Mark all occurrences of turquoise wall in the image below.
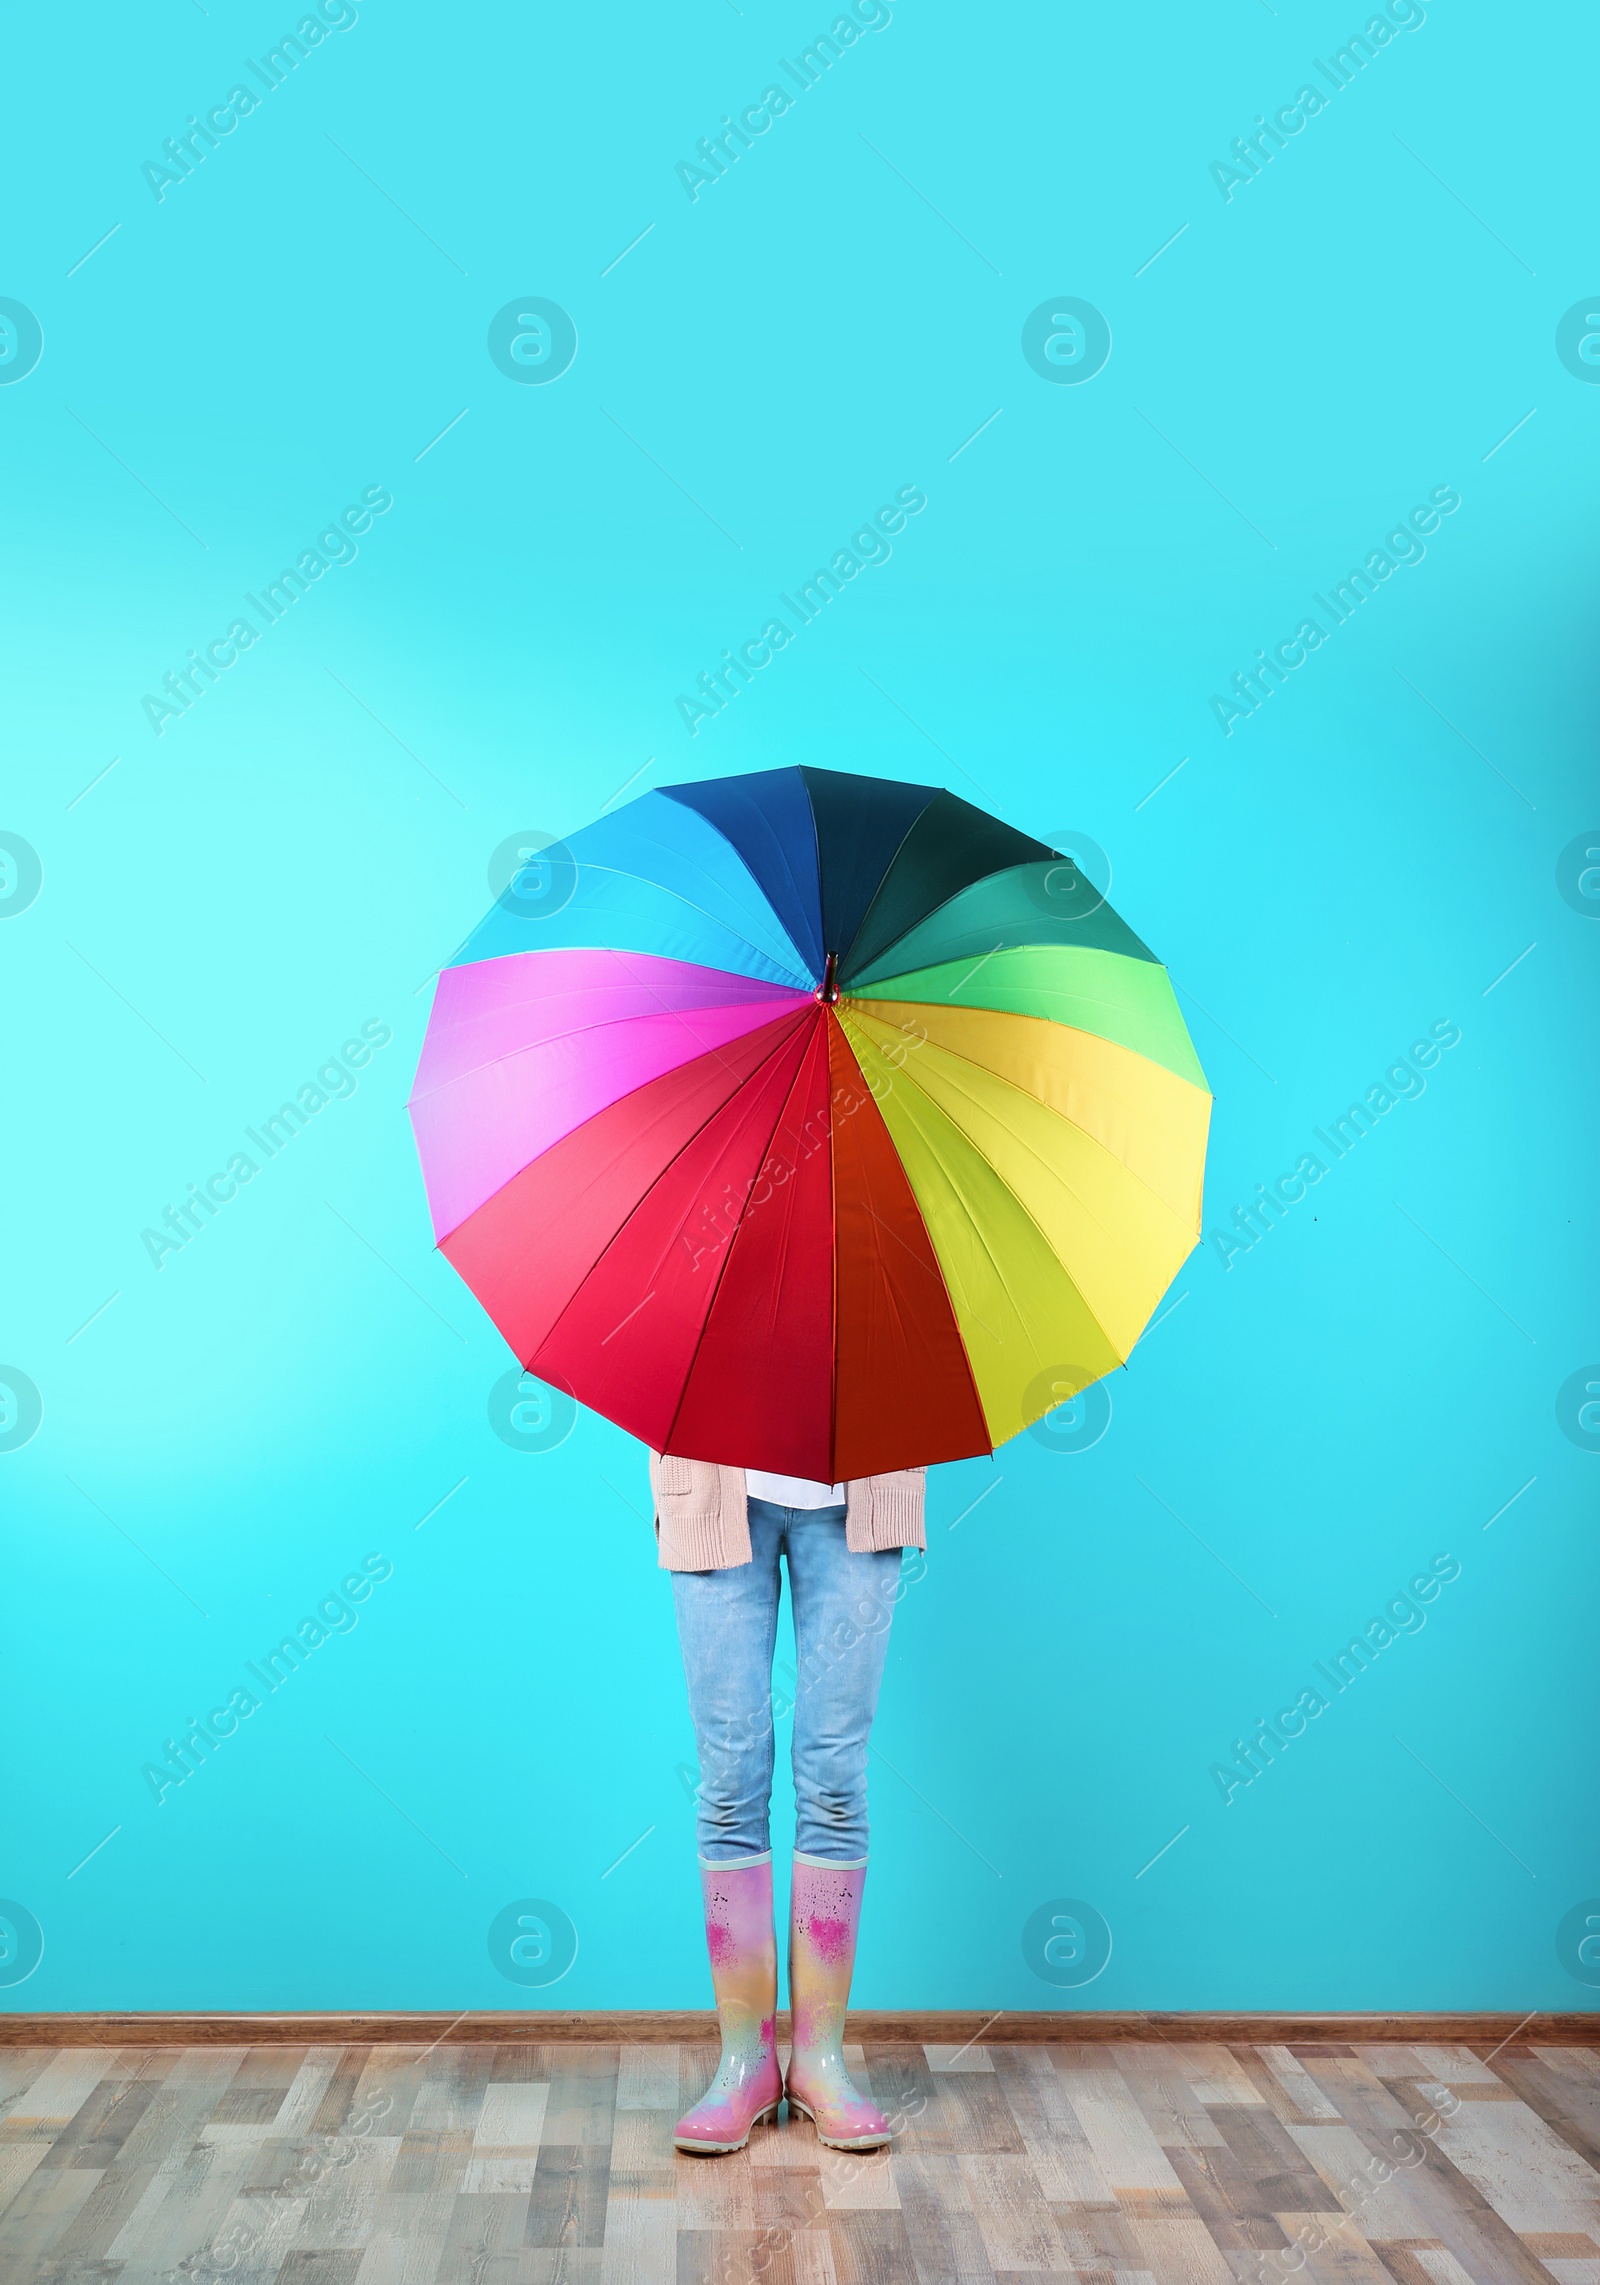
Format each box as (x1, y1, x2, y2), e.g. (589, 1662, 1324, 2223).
(3, 0, 1596, 2014)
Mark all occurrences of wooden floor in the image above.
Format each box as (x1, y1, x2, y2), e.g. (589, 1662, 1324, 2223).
(2, 2036, 1598, 2285)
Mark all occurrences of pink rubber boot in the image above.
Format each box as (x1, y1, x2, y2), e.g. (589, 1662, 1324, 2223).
(674, 1853, 783, 2155)
(785, 1852, 892, 2151)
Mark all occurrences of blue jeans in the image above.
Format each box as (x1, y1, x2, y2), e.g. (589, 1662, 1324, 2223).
(672, 1499, 903, 1863)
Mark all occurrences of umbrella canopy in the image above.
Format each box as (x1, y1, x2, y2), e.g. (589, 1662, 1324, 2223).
(408, 768, 1210, 1476)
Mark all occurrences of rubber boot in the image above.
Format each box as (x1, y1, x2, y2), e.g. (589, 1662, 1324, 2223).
(784, 1852, 892, 2151)
(674, 1852, 783, 2155)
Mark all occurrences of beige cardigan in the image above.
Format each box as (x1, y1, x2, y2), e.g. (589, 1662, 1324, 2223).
(647, 1451, 926, 1571)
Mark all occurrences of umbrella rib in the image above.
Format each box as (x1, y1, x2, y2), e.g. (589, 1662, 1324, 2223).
(847, 1002, 1207, 1232)
(564, 853, 814, 990)
(832, 799, 937, 977)
(862, 942, 1149, 997)
(428, 1008, 813, 1252)
(658, 1014, 826, 1461)
(424, 947, 808, 1122)
(660, 784, 826, 981)
(599, 946, 815, 1101)
(855, 948, 1207, 1090)
(891, 1050, 1130, 1366)
(846, 865, 1158, 988)
(840, 1010, 1122, 1374)
(859, 1199, 992, 1450)
(831, 1016, 989, 1469)
(519, 1010, 816, 1378)
(913, 1046, 1195, 1276)
(408, 986, 810, 1104)
(835, 1015, 1005, 1345)
(844, 858, 1043, 985)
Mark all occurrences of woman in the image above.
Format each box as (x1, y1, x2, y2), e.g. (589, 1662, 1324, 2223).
(650, 1448, 925, 2155)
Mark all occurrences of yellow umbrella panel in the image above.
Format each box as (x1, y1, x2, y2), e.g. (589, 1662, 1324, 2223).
(839, 937, 1210, 1446)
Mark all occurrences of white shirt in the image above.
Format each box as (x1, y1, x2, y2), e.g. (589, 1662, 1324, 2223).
(747, 1470, 846, 1508)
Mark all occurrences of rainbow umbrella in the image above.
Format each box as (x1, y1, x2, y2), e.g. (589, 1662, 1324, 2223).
(408, 769, 1210, 1476)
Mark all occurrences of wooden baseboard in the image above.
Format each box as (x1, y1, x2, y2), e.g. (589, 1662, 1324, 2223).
(0, 2010, 1592, 2047)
